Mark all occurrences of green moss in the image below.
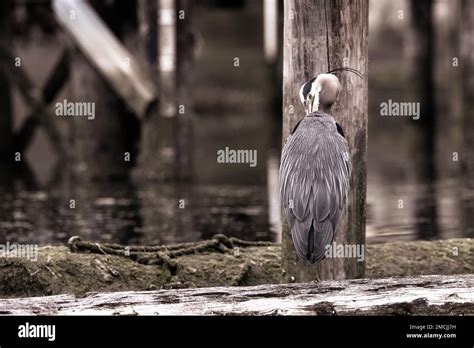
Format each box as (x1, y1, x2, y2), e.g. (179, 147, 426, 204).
(0, 239, 472, 298)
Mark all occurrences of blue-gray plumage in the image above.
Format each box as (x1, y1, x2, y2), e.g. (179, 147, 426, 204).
(279, 74, 351, 263)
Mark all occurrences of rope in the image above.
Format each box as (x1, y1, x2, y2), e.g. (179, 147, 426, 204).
(324, 0, 331, 72)
(67, 234, 275, 275)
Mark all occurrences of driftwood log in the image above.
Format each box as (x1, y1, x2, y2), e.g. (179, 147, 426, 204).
(0, 274, 472, 315)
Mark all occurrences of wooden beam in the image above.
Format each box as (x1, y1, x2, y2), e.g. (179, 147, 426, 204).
(282, 0, 368, 282)
(263, 0, 278, 63)
(12, 49, 70, 154)
(0, 274, 472, 315)
(134, 0, 175, 181)
(176, 0, 195, 181)
(138, 0, 158, 70)
(52, 0, 158, 119)
(158, 0, 177, 118)
(409, 0, 439, 240)
(41, 49, 70, 104)
(0, 47, 66, 158)
(15, 116, 39, 153)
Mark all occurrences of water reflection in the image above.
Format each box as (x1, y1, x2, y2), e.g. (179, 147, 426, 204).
(366, 177, 461, 243)
(0, 161, 468, 246)
(0, 166, 271, 246)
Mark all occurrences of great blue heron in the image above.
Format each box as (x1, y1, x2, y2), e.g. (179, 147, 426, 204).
(279, 71, 355, 263)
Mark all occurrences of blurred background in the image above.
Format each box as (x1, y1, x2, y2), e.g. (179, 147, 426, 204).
(0, 0, 472, 247)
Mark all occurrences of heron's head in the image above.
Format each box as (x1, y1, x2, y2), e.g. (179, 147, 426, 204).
(299, 73, 341, 115)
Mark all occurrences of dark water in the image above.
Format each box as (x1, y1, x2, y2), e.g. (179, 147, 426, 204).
(0, 181, 271, 246)
(0, 172, 466, 247)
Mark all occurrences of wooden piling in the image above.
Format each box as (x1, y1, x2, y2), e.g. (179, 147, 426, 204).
(461, 0, 474, 238)
(176, 0, 195, 182)
(282, 0, 368, 282)
(408, 0, 439, 240)
(135, 0, 166, 181)
(66, 2, 141, 180)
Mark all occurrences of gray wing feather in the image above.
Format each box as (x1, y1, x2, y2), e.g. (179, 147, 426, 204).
(279, 115, 351, 263)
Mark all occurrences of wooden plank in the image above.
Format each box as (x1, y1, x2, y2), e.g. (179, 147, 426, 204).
(0, 274, 472, 315)
(41, 49, 70, 104)
(282, 0, 368, 282)
(0, 47, 66, 158)
(15, 116, 39, 153)
(52, 0, 158, 119)
(12, 49, 70, 154)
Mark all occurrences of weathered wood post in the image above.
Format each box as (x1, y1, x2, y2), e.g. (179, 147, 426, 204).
(136, 0, 176, 181)
(461, 0, 474, 238)
(174, 0, 196, 241)
(154, 0, 178, 181)
(409, 0, 439, 240)
(135, 0, 196, 243)
(176, 0, 194, 182)
(282, 0, 368, 282)
(53, 0, 145, 180)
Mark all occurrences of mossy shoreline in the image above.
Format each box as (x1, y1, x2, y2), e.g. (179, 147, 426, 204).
(0, 238, 472, 298)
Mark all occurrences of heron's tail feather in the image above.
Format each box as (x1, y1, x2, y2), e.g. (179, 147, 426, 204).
(307, 219, 334, 263)
(289, 217, 312, 261)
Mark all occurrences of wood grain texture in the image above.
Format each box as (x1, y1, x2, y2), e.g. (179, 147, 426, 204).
(282, 0, 368, 282)
(0, 274, 471, 315)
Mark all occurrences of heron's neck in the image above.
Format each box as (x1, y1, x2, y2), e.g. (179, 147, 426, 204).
(319, 104, 332, 113)
(305, 104, 331, 115)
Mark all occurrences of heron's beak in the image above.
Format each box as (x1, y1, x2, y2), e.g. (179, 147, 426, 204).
(305, 91, 319, 114)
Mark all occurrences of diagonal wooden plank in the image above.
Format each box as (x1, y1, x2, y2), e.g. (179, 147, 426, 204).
(14, 49, 71, 154)
(15, 115, 38, 153)
(41, 49, 70, 105)
(0, 46, 66, 158)
(52, 0, 158, 119)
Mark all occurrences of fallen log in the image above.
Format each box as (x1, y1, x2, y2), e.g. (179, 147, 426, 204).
(0, 274, 472, 315)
